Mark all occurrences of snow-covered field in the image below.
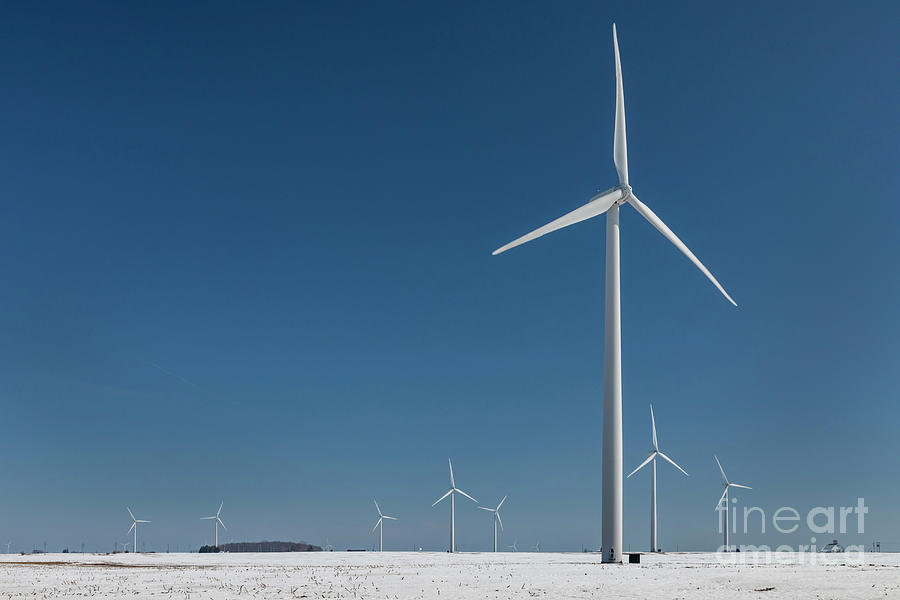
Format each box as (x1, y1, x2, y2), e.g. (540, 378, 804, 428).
(1, 551, 897, 599)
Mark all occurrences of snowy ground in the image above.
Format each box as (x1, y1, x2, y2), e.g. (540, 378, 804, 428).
(1, 551, 898, 599)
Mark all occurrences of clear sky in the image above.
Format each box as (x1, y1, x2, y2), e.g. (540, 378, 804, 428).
(1, 1, 898, 553)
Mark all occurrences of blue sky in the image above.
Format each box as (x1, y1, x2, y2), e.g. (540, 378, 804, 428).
(1, 1, 898, 553)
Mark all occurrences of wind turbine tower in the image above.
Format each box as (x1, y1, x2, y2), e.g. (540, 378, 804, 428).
(432, 459, 477, 552)
(492, 24, 737, 562)
(371, 499, 398, 552)
(126, 507, 150, 554)
(201, 501, 227, 547)
(627, 404, 688, 551)
(715, 456, 752, 551)
(477, 496, 507, 552)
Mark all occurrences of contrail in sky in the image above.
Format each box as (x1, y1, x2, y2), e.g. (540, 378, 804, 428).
(150, 362, 203, 390)
(148, 362, 241, 407)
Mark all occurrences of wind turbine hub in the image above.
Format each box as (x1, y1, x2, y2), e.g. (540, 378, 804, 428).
(615, 184, 632, 205)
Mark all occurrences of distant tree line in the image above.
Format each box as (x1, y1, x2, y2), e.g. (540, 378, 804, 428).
(201, 541, 321, 553)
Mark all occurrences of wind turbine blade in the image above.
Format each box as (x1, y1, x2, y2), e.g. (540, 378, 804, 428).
(374, 498, 382, 517)
(128, 522, 135, 533)
(715, 487, 728, 510)
(218, 518, 227, 530)
(650, 404, 658, 451)
(496, 495, 507, 510)
(448, 458, 455, 489)
(657, 451, 689, 476)
(455, 488, 478, 503)
(477, 506, 494, 512)
(217, 501, 223, 517)
(492, 187, 624, 255)
(729, 483, 752, 490)
(627, 194, 737, 306)
(612, 23, 628, 186)
(201, 516, 216, 520)
(383, 515, 398, 520)
(136, 520, 151, 523)
(372, 518, 382, 534)
(496, 512, 503, 531)
(714, 455, 729, 484)
(626, 452, 656, 478)
(127, 507, 136, 521)
(432, 489, 452, 507)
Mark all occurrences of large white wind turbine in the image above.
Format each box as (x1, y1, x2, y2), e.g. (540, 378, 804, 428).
(126, 507, 150, 554)
(201, 501, 227, 547)
(371, 498, 397, 552)
(714, 455, 751, 551)
(492, 24, 736, 562)
(627, 404, 688, 552)
(432, 459, 477, 552)
(477, 495, 506, 552)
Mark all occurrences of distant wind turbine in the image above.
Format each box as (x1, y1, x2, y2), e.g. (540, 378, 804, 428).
(201, 501, 227, 547)
(126, 507, 150, 554)
(714, 455, 751, 551)
(432, 459, 477, 552)
(477, 496, 506, 552)
(492, 23, 737, 563)
(533, 541, 541, 552)
(5, 541, 9, 554)
(371, 499, 397, 552)
(118, 541, 129, 553)
(507, 540, 518, 552)
(627, 404, 689, 552)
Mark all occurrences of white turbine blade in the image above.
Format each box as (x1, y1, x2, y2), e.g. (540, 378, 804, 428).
(448, 458, 455, 489)
(729, 483, 752, 490)
(626, 452, 656, 478)
(201, 516, 216, 520)
(492, 187, 624, 255)
(218, 518, 227, 530)
(627, 194, 737, 306)
(612, 23, 628, 186)
(126, 507, 136, 521)
(374, 498, 382, 517)
(657, 451, 689, 477)
(455, 488, 477, 503)
(217, 501, 223, 517)
(715, 487, 728, 510)
(383, 515, 398, 520)
(128, 522, 135, 534)
(496, 512, 503, 531)
(432, 489, 452, 507)
(477, 506, 494, 512)
(372, 518, 382, 534)
(496, 495, 507, 511)
(650, 404, 658, 451)
(714, 455, 729, 484)
(136, 520, 151, 523)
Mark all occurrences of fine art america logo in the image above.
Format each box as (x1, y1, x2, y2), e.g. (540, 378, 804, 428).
(715, 496, 869, 563)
